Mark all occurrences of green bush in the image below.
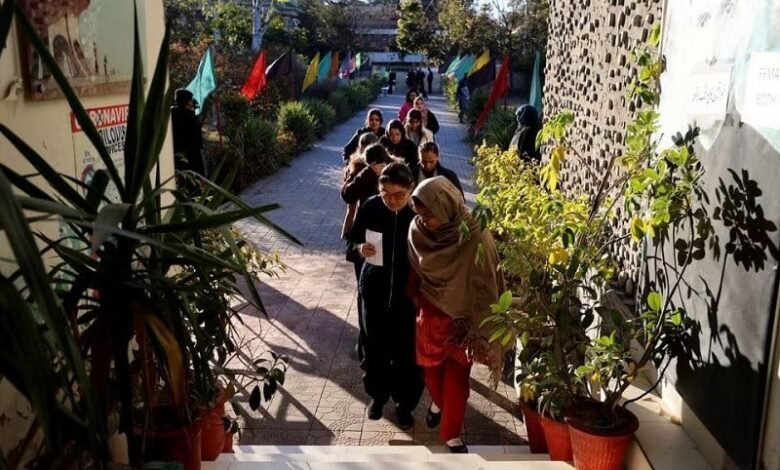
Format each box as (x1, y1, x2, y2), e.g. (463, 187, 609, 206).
(328, 89, 352, 121)
(343, 84, 371, 112)
(207, 116, 280, 191)
(220, 91, 252, 143)
(302, 98, 337, 138)
(465, 88, 489, 130)
(277, 101, 316, 151)
(481, 106, 518, 150)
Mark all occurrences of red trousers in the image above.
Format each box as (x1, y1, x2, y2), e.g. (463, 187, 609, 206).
(423, 357, 472, 442)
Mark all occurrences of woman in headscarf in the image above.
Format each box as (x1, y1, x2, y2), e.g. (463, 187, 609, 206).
(407, 176, 505, 454)
(404, 109, 434, 148)
(509, 104, 541, 162)
(342, 108, 385, 164)
(413, 97, 440, 134)
(380, 119, 419, 167)
(398, 89, 419, 122)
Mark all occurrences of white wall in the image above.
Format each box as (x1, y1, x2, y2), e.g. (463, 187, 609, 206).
(0, 0, 173, 462)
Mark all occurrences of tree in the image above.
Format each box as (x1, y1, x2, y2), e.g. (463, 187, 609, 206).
(396, 0, 435, 55)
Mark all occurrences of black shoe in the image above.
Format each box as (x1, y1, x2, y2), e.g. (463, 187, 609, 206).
(425, 407, 441, 429)
(447, 443, 468, 454)
(366, 400, 384, 420)
(396, 409, 414, 430)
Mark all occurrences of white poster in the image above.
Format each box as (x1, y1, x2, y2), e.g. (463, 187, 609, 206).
(741, 52, 780, 130)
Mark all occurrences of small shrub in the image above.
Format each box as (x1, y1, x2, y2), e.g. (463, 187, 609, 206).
(220, 92, 252, 142)
(277, 101, 316, 151)
(328, 89, 352, 120)
(342, 84, 370, 112)
(465, 89, 489, 130)
(302, 99, 337, 138)
(481, 107, 518, 150)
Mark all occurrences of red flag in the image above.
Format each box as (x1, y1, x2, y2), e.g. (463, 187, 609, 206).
(240, 50, 267, 100)
(474, 55, 510, 135)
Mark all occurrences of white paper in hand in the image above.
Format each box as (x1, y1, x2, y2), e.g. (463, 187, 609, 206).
(364, 230, 383, 267)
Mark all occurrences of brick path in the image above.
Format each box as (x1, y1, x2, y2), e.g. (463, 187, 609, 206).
(232, 93, 526, 447)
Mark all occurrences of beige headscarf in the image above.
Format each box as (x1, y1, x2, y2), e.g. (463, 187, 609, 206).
(408, 177, 507, 385)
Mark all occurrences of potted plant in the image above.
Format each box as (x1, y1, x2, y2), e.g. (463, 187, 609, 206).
(481, 25, 712, 469)
(221, 414, 240, 453)
(0, 2, 295, 467)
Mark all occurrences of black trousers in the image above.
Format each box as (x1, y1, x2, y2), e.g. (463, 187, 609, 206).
(359, 297, 423, 412)
(353, 259, 365, 361)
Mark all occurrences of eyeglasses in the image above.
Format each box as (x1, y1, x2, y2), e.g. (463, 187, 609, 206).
(380, 190, 410, 201)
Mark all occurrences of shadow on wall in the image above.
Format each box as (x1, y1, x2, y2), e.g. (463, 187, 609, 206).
(645, 161, 780, 469)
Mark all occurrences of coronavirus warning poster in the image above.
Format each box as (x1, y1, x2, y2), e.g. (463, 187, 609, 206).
(70, 103, 128, 202)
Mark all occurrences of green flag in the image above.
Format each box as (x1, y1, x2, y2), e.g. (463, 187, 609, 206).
(318, 51, 332, 80)
(454, 55, 475, 80)
(186, 47, 217, 116)
(355, 52, 363, 70)
(530, 51, 543, 117)
(445, 55, 462, 75)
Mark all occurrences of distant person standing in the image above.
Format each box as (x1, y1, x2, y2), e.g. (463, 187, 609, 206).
(509, 105, 542, 162)
(171, 88, 205, 178)
(426, 67, 434, 95)
(456, 77, 470, 124)
(388, 70, 397, 95)
(417, 68, 427, 98)
(406, 68, 416, 91)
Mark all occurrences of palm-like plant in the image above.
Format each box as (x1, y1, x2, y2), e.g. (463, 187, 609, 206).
(0, 1, 296, 466)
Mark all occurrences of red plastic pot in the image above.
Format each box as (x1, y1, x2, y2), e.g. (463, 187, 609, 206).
(138, 420, 202, 470)
(540, 415, 573, 461)
(222, 431, 235, 453)
(200, 403, 226, 461)
(519, 400, 548, 454)
(565, 401, 639, 470)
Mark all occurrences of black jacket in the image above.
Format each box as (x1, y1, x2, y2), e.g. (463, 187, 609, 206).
(347, 196, 416, 314)
(409, 163, 464, 198)
(341, 166, 379, 206)
(342, 127, 385, 163)
(425, 110, 440, 134)
(171, 106, 205, 175)
(380, 136, 418, 167)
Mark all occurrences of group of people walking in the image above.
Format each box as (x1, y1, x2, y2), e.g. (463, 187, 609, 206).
(339, 98, 504, 453)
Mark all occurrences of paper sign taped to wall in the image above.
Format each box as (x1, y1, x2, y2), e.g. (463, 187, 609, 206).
(742, 52, 780, 130)
(688, 68, 731, 118)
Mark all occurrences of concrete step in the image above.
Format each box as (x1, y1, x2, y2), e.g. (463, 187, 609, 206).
(202, 445, 574, 469)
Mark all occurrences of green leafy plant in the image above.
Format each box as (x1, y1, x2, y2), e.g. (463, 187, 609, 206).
(0, 2, 297, 465)
(480, 24, 712, 427)
(302, 98, 337, 138)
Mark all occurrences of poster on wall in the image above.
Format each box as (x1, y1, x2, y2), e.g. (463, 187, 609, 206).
(17, 0, 140, 100)
(70, 103, 128, 202)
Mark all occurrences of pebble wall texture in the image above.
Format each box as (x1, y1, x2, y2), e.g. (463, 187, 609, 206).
(544, 0, 664, 284)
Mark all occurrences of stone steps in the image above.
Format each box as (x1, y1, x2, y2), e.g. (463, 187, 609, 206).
(202, 445, 573, 469)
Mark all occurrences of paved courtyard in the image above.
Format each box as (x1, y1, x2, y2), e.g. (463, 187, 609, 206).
(231, 92, 527, 447)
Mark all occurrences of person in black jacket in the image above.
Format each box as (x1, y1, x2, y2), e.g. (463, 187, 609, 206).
(171, 88, 205, 177)
(380, 120, 419, 167)
(410, 142, 464, 199)
(413, 97, 440, 135)
(347, 163, 423, 429)
(342, 108, 385, 164)
(509, 104, 542, 162)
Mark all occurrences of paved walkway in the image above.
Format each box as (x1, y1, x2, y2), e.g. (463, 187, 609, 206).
(231, 93, 526, 447)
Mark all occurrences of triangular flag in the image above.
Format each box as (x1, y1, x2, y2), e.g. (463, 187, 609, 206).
(185, 47, 217, 116)
(318, 51, 332, 80)
(329, 51, 340, 79)
(340, 51, 351, 78)
(445, 55, 462, 75)
(240, 50, 267, 100)
(529, 50, 543, 118)
(355, 53, 363, 70)
(454, 54, 475, 80)
(265, 50, 294, 81)
(302, 52, 320, 92)
(468, 50, 491, 76)
(467, 57, 495, 90)
(474, 55, 510, 135)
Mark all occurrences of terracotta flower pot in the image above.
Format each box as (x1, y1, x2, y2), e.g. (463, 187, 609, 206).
(222, 431, 235, 453)
(540, 415, 573, 461)
(138, 420, 202, 470)
(565, 400, 639, 470)
(200, 402, 226, 461)
(519, 400, 548, 454)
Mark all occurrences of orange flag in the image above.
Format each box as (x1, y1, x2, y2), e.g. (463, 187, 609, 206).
(240, 50, 267, 100)
(329, 51, 340, 79)
(474, 55, 510, 135)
